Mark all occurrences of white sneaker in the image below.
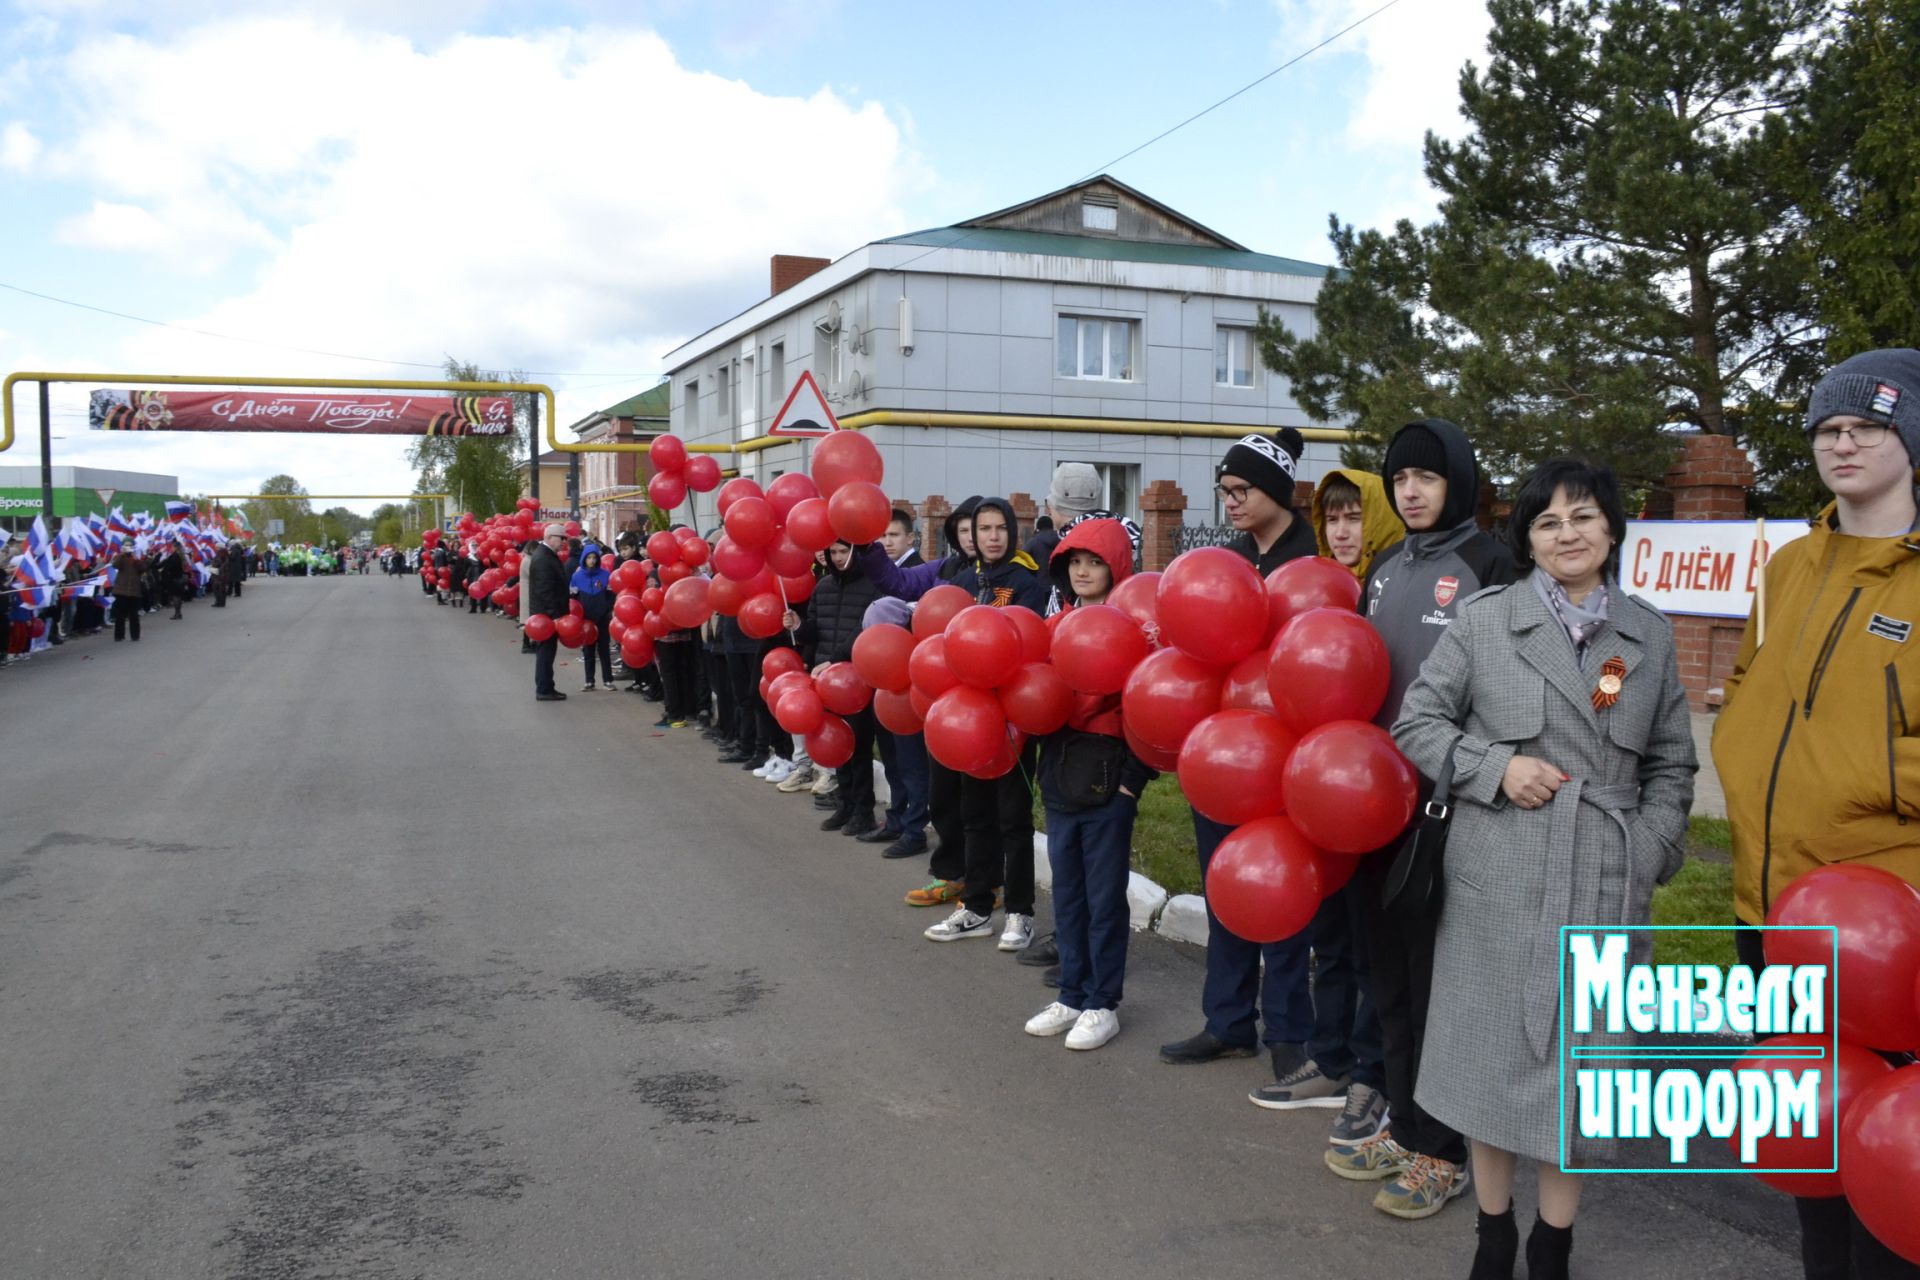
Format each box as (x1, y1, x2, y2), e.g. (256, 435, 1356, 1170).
(1065, 1008, 1120, 1051)
(924, 908, 995, 942)
(751, 754, 779, 778)
(1024, 1001, 1083, 1037)
(997, 912, 1034, 952)
(777, 764, 816, 793)
(810, 768, 838, 796)
(763, 758, 794, 784)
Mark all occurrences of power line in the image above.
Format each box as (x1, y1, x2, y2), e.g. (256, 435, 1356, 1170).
(0, 280, 659, 379)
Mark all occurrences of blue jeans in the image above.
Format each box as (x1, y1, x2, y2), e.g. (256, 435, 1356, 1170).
(877, 728, 930, 838)
(1195, 810, 1313, 1048)
(1308, 882, 1384, 1088)
(1048, 798, 1137, 1011)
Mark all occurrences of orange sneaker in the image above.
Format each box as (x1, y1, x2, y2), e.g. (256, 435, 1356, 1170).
(905, 878, 964, 907)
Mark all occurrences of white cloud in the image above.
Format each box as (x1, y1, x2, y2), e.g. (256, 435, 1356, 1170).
(1, 121, 40, 171)
(7, 16, 926, 503)
(1273, 0, 1492, 151)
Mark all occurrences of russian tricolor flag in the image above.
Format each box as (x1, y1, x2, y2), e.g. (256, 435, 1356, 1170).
(165, 500, 192, 522)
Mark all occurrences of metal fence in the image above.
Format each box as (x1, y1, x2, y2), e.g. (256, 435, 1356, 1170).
(1174, 524, 1241, 555)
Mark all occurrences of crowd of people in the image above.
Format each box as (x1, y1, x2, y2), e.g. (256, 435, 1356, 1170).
(407, 348, 1919, 1280)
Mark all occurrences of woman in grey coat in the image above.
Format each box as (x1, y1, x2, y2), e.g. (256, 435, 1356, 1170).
(1392, 459, 1695, 1280)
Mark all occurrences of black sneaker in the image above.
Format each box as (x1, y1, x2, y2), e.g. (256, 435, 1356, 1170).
(1158, 1030, 1258, 1065)
(853, 825, 901, 845)
(1041, 965, 1062, 990)
(841, 812, 878, 838)
(813, 793, 839, 811)
(536, 691, 567, 702)
(1016, 933, 1059, 967)
(1250, 1053, 1351, 1111)
(820, 810, 852, 832)
(880, 835, 929, 860)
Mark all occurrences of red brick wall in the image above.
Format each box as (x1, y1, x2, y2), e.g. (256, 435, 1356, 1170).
(771, 255, 831, 296)
(1662, 435, 1756, 710)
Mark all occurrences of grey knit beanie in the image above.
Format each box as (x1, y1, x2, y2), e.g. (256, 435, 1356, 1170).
(1807, 348, 1920, 464)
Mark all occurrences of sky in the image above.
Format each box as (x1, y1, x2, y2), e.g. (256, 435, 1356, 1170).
(0, 0, 1495, 515)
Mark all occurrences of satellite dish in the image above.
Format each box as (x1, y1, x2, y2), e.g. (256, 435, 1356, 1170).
(847, 321, 867, 354)
(822, 299, 842, 332)
(846, 370, 867, 401)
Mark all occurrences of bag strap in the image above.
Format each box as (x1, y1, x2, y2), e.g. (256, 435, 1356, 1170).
(1424, 737, 1463, 822)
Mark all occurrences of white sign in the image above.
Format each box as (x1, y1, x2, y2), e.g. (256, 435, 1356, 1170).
(1622, 520, 1812, 619)
(93, 488, 116, 506)
(767, 370, 839, 438)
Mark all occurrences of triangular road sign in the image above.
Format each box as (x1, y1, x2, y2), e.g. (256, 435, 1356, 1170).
(767, 370, 839, 438)
(94, 488, 116, 506)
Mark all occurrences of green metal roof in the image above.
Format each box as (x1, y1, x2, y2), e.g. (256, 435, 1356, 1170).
(875, 225, 1328, 278)
(593, 381, 671, 421)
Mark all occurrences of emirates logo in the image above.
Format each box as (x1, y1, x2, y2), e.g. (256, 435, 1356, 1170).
(1434, 575, 1459, 608)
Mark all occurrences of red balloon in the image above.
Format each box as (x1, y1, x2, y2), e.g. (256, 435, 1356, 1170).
(467, 582, 485, 600)
(909, 634, 960, 699)
(1265, 556, 1363, 640)
(1207, 816, 1325, 944)
(1724, 1036, 1892, 1198)
(785, 498, 835, 552)
(608, 618, 628, 644)
(707, 574, 749, 616)
(828, 481, 892, 544)
(1051, 605, 1151, 695)
(764, 472, 819, 523)
(716, 476, 763, 517)
(660, 561, 692, 585)
(1220, 646, 1277, 715)
(763, 647, 806, 679)
(924, 686, 1008, 775)
(1283, 720, 1419, 854)
(738, 592, 786, 639)
(492, 586, 517, 613)
(912, 584, 975, 640)
(1108, 571, 1162, 641)
(1767, 866, 1920, 1051)
(641, 586, 666, 613)
(567, 599, 585, 619)
(614, 593, 646, 625)
(775, 687, 826, 736)
(663, 577, 712, 629)
(709, 535, 765, 582)
(852, 624, 915, 693)
(646, 531, 681, 566)
(816, 662, 873, 715)
(678, 537, 710, 568)
(999, 662, 1076, 736)
(724, 497, 776, 549)
(684, 454, 721, 493)
(502, 549, 521, 573)
(944, 606, 1022, 689)
(1178, 709, 1299, 826)
(564, 520, 582, 538)
(1124, 721, 1183, 772)
(874, 688, 924, 735)
(579, 620, 599, 649)
(642, 611, 672, 638)
(554, 614, 585, 648)
(1313, 846, 1359, 894)
(1004, 606, 1050, 664)
(1122, 647, 1229, 752)
(767, 671, 813, 707)
(764, 534, 815, 578)
(648, 471, 687, 510)
(810, 430, 884, 498)
(908, 686, 935, 721)
(620, 635, 655, 669)
(1842, 1066, 1920, 1263)
(806, 714, 856, 768)
(1267, 607, 1391, 734)
(1157, 547, 1267, 666)
(649, 434, 687, 474)
(777, 572, 816, 605)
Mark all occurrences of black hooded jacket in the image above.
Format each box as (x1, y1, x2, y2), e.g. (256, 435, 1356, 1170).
(800, 554, 881, 666)
(954, 497, 1048, 611)
(938, 496, 982, 582)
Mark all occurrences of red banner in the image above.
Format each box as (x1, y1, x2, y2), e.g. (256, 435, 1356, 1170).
(89, 388, 515, 436)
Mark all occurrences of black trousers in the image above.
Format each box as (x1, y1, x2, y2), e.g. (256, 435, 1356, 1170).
(833, 707, 879, 815)
(533, 637, 558, 695)
(927, 759, 966, 882)
(1353, 848, 1466, 1164)
(959, 741, 1037, 918)
(1735, 928, 1920, 1279)
(709, 650, 737, 737)
(656, 642, 698, 721)
(727, 652, 758, 748)
(583, 625, 613, 684)
(111, 596, 142, 641)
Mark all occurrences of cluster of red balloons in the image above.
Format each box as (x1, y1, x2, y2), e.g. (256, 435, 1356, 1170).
(418, 498, 566, 614)
(1727, 865, 1920, 1263)
(645, 433, 722, 511)
(757, 645, 866, 767)
(1084, 549, 1410, 944)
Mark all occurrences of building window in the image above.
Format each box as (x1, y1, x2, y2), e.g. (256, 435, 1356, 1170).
(768, 342, 785, 404)
(738, 354, 755, 438)
(1082, 195, 1118, 232)
(1056, 315, 1135, 381)
(1062, 460, 1141, 523)
(685, 379, 699, 430)
(1215, 327, 1256, 388)
(716, 364, 730, 417)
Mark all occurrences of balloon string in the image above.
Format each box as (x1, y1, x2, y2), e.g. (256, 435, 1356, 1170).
(776, 574, 797, 645)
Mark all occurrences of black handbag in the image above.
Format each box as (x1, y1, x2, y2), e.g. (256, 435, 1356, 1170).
(1051, 729, 1129, 812)
(1380, 738, 1460, 921)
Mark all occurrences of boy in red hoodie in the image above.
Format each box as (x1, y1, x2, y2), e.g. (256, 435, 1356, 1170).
(1023, 518, 1157, 1051)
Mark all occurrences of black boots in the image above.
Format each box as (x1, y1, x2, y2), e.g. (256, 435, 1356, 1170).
(1525, 1217, 1573, 1280)
(1469, 1204, 1517, 1279)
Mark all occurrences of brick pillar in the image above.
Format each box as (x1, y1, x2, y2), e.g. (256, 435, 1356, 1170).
(1008, 492, 1038, 544)
(920, 495, 949, 562)
(1293, 479, 1316, 515)
(1140, 480, 1188, 572)
(1662, 434, 1756, 710)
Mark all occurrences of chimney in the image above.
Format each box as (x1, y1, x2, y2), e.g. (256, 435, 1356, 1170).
(771, 254, 831, 296)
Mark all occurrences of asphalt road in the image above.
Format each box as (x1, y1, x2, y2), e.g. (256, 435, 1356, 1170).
(0, 574, 1802, 1279)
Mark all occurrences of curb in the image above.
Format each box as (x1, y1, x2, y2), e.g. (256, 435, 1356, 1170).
(1031, 832, 1208, 948)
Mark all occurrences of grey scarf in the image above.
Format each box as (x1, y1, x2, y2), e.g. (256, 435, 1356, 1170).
(1532, 568, 1609, 665)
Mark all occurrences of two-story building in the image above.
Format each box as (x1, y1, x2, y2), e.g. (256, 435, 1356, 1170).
(657, 176, 1350, 563)
(568, 382, 670, 546)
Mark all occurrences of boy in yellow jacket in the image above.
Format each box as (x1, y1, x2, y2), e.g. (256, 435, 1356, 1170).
(1713, 346, 1920, 1280)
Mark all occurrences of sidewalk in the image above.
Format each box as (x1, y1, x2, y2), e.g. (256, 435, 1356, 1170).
(1690, 710, 1725, 818)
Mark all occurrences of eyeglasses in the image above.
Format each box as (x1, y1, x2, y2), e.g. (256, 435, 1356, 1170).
(1807, 423, 1892, 451)
(1215, 482, 1253, 504)
(1530, 510, 1608, 538)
